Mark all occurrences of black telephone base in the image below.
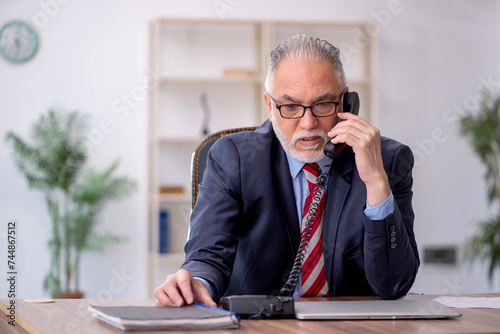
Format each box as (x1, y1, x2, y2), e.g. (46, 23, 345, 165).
(219, 295, 295, 319)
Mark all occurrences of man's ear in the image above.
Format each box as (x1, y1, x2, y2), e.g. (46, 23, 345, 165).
(263, 92, 273, 122)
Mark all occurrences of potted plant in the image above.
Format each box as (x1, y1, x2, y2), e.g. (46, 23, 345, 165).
(5, 108, 136, 298)
(459, 92, 500, 287)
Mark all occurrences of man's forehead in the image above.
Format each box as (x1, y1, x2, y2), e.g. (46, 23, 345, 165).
(275, 91, 337, 104)
(274, 59, 339, 84)
(272, 61, 340, 102)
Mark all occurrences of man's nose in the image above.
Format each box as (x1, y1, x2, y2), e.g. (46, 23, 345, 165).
(298, 107, 318, 130)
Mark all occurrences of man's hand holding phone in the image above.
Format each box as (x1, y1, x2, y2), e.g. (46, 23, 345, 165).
(327, 112, 391, 207)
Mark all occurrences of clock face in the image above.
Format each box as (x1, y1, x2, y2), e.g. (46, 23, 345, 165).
(0, 20, 39, 63)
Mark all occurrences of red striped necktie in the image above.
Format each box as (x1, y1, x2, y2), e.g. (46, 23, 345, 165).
(300, 163, 329, 297)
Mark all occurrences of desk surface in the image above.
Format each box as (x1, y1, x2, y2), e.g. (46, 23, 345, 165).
(1, 294, 500, 334)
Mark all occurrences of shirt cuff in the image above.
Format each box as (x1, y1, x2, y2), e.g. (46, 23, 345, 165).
(193, 276, 216, 300)
(364, 192, 395, 220)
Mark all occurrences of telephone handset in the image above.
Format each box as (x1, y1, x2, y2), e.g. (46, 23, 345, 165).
(323, 91, 360, 160)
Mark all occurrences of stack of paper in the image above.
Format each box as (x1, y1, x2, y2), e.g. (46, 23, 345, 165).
(434, 296, 500, 309)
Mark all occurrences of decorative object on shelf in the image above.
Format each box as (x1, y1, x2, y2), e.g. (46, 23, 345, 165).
(5, 107, 136, 298)
(159, 210, 169, 254)
(0, 19, 39, 63)
(199, 92, 211, 135)
(459, 91, 500, 287)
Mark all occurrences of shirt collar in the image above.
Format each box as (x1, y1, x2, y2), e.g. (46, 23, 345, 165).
(285, 154, 332, 180)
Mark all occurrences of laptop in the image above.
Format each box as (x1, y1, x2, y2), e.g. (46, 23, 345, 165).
(294, 299, 462, 320)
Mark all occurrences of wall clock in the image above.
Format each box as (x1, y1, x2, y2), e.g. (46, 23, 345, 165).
(0, 20, 39, 63)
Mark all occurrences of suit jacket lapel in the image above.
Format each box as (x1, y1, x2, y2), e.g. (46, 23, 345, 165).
(271, 136, 301, 257)
(323, 147, 354, 285)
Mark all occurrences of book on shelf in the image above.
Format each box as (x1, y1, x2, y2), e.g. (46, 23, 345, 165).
(159, 210, 169, 254)
(88, 303, 241, 331)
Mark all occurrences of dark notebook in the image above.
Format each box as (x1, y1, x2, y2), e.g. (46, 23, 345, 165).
(88, 303, 240, 331)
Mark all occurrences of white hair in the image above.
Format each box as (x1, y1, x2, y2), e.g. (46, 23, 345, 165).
(264, 34, 346, 93)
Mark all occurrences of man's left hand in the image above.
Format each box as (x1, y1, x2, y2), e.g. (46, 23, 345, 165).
(327, 112, 390, 207)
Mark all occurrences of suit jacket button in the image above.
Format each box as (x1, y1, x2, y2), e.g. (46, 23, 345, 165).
(391, 243, 397, 249)
(389, 225, 396, 232)
(391, 237, 396, 243)
(390, 231, 396, 237)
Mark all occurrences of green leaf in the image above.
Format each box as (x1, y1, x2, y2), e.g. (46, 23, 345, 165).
(464, 216, 500, 281)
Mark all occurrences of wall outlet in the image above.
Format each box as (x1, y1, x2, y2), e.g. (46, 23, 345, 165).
(423, 247, 457, 264)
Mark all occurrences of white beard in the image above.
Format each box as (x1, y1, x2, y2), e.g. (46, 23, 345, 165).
(271, 113, 328, 163)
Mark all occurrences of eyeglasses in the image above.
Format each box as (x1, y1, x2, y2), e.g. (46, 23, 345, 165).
(269, 92, 344, 119)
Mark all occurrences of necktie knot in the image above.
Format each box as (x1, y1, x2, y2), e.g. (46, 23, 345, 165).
(303, 163, 320, 184)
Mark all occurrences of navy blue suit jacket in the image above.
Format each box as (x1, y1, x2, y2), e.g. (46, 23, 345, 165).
(182, 120, 419, 301)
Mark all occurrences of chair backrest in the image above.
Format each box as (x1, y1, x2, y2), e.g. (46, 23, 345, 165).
(191, 127, 258, 209)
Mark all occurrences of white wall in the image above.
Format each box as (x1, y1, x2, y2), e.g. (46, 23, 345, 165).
(0, 0, 499, 299)
(378, 1, 500, 294)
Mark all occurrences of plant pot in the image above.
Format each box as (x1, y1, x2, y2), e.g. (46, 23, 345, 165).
(52, 291, 84, 299)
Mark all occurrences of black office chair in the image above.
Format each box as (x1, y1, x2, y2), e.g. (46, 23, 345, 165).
(191, 127, 258, 209)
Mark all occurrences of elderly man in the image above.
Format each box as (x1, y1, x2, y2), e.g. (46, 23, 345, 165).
(154, 35, 419, 307)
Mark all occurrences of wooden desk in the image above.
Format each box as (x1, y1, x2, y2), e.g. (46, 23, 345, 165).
(1, 294, 499, 334)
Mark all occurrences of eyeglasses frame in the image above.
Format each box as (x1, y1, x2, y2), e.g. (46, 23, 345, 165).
(269, 92, 344, 119)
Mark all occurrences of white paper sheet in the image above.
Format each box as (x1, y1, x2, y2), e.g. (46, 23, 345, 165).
(434, 296, 500, 309)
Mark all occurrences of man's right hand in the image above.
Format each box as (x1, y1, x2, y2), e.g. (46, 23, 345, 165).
(153, 269, 217, 307)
